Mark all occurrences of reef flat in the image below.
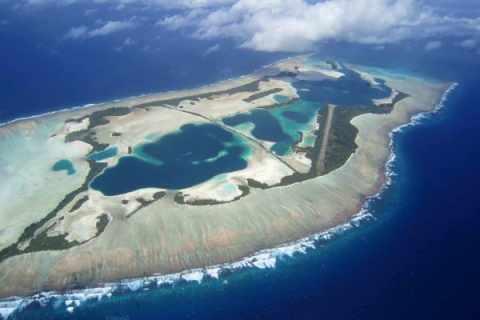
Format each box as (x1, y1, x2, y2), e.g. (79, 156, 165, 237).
(0, 56, 449, 298)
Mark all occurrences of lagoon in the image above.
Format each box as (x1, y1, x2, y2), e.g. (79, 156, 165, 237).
(221, 66, 391, 157)
(88, 147, 118, 162)
(52, 159, 75, 175)
(90, 124, 249, 195)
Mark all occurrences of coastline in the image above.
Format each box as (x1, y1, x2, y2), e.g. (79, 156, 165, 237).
(0, 80, 457, 319)
(0, 64, 274, 131)
(0, 60, 452, 310)
(0, 210, 374, 320)
(0, 54, 314, 130)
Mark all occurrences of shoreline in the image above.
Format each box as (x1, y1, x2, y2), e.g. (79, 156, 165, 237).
(0, 55, 308, 131)
(0, 73, 249, 130)
(0, 79, 456, 318)
(0, 81, 457, 318)
(0, 59, 453, 310)
(0, 210, 376, 319)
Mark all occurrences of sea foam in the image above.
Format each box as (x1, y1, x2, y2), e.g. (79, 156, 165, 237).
(383, 82, 459, 191)
(0, 103, 100, 129)
(0, 211, 375, 319)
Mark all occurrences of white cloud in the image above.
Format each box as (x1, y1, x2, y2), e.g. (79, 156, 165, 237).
(158, 0, 480, 52)
(203, 43, 220, 56)
(459, 38, 477, 49)
(89, 20, 135, 36)
(425, 40, 442, 51)
(21, 0, 235, 9)
(84, 8, 97, 16)
(64, 26, 88, 39)
(65, 20, 136, 40)
(23, 0, 77, 5)
(123, 37, 135, 46)
(148, 0, 235, 9)
(15, 0, 480, 52)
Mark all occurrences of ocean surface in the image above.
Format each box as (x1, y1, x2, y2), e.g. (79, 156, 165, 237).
(1, 21, 479, 319)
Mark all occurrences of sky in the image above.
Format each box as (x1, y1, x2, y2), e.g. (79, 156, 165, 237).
(0, 0, 478, 54)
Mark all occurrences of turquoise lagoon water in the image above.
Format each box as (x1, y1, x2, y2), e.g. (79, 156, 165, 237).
(88, 147, 118, 162)
(223, 109, 295, 156)
(223, 100, 324, 156)
(52, 159, 76, 175)
(273, 94, 290, 104)
(222, 65, 392, 156)
(90, 124, 250, 196)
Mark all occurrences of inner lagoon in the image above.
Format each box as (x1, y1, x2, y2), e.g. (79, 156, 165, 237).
(222, 66, 392, 156)
(88, 147, 118, 162)
(52, 159, 76, 176)
(91, 124, 250, 196)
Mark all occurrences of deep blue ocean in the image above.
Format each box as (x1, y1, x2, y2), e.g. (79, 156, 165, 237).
(1, 7, 480, 319)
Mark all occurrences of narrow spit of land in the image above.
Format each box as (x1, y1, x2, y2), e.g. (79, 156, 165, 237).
(316, 104, 335, 175)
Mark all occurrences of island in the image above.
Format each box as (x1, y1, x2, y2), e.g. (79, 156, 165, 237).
(0, 56, 450, 300)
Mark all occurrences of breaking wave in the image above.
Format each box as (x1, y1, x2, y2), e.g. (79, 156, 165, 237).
(0, 103, 100, 130)
(0, 82, 459, 320)
(384, 82, 458, 190)
(0, 212, 375, 319)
